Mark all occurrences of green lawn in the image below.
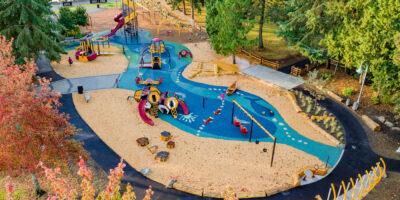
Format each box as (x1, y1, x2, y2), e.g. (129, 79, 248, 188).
(247, 22, 300, 61)
(53, 1, 120, 14)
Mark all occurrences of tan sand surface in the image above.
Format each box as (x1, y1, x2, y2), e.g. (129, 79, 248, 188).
(182, 42, 338, 147)
(83, 6, 207, 43)
(52, 45, 128, 78)
(73, 89, 324, 198)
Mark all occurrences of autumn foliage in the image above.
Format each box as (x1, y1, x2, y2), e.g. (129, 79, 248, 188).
(29, 158, 146, 200)
(0, 35, 82, 172)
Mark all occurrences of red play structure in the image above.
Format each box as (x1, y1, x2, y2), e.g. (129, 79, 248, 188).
(178, 49, 193, 59)
(234, 117, 248, 134)
(131, 84, 189, 126)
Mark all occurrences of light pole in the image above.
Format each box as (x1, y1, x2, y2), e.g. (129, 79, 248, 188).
(352, 62, 369, 111)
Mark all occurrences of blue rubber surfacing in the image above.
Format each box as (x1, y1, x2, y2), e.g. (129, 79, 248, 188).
(110, 31, 343, 167)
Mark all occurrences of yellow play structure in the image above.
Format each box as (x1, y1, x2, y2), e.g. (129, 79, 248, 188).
(75, 36, 116, 62)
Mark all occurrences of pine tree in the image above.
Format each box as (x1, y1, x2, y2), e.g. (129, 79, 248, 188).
(322, 0, 400, 99)
(0, 0, 64, 63)
(206, 0, 256, 64)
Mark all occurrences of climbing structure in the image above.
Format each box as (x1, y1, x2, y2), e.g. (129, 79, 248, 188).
(130, 85, 189, 126)
(107, 0, 138, 43)
(139, 38, 170, 69)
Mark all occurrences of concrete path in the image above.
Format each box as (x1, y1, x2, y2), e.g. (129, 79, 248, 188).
(242, 64, 304, 89)
(50, 74, 120, 94)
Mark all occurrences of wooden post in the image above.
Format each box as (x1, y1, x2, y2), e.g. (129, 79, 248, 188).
(270, 138, 277, 167)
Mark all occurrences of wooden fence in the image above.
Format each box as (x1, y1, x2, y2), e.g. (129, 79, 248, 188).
(239, 49, 280, 70)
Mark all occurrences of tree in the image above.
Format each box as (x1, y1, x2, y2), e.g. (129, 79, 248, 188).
(0, 0, 64, 63)
(0, 35, 83, 173)
(275, 0, 345, 62)
(394, 33, 400, 65)
(206, 0, 256, 64)
(58, 6, 89, 37)
(257, 0, 266, 49)
(322, 0, 400, 100)
(256, 0, 286, 49)
(74, 6, 89, 27)
(59, 7, 78, 36)
(277, 0, 400, 114)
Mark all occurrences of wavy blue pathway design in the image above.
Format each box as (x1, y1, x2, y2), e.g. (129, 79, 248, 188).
(111, 35, 343, 166)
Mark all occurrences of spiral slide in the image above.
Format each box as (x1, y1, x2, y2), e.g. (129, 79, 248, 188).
(138, 99, 154, 126)
(178, 100, 189, 115)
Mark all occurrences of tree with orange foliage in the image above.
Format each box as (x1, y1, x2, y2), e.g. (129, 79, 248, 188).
(0, 35, 83, 173)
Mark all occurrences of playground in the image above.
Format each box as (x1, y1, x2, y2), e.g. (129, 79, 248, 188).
(52, 0, 345, 198)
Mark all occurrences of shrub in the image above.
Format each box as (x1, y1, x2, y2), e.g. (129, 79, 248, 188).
(392, 93, 400, 119)
(342, 87, 354, 97)
(58, 6, 89, 37)
(59, 7, 77, 35)
(74, 6, 89, 27)
(320, 72, 333, 81)
(6, 158, 151, 200)
(371, 95, 380, 105)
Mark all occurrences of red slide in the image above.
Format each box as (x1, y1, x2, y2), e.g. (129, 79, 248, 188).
(178, 100, 189, 115)
(138, 99, 154, 126)
(106, 13, 125, 37)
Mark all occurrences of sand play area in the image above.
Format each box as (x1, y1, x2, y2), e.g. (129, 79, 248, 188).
(73, 89, 325, 198)
(52, 45, 128, 78)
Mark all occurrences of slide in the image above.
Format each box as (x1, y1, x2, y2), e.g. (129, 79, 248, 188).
(106, 0, 138, 37)
(138, 99, 154, 126)
(178, 100, 189, 115)
(106, 15, 125, 37)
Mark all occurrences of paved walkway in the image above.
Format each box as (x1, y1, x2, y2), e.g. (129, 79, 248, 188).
(242, 65, 304, 89)
(50, 74, 120, 94)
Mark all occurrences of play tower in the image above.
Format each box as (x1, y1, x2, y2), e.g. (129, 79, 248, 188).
(107, 0, 138, 43)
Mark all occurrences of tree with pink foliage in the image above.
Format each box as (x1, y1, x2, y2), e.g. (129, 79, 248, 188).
(0, 35, 83, 172)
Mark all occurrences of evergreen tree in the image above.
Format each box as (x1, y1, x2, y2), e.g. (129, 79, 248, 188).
(0, 0, 64, 63)
(277, 0, 339, 61)
(395, 33, 400, 65)
(322, 0, 400, 100)
(206, 0, 255, 64)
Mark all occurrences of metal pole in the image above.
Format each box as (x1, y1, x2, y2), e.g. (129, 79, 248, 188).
(231, 103, 235, 124)
(353, 63, 369, 111)
(249, 120, 254, 142)
(202, 97, 205, 109)
(325, 156, 330, 168)
(270, 138, 277, 167)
